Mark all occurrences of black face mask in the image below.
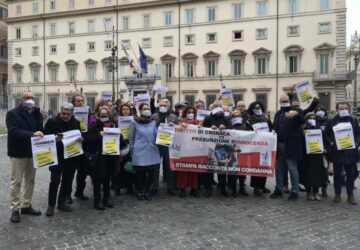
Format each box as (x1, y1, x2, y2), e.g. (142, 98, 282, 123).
(281, 106, 291, 112)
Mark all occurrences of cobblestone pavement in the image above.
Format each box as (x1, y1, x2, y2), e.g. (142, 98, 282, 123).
(1, 136, 360, 250)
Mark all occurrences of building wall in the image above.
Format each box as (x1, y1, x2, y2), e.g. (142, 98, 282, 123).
(6, 0, 348, 113)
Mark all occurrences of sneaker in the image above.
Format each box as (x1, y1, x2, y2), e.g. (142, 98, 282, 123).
(254, 188, 262, 196)
(45, 206, 55, 217)
(347, 196, 357, 205)
(283, 186, 290, 194)
(57, 203, 72, 212)
(21, 206, 41, 216)
(333, 195, 341, 203)
(74, 192, 89, 201)
(307, 193, 315, 201)
(314, 193, 322, 201)
(179, 189, 186, 198)
(270, 189, 283, 199)
(288, 192, 298, 201)
(10, 211, 20, 223)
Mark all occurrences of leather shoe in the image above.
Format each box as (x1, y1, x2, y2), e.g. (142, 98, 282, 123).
(10, 211, 20, 223)
(57, 203, 72, 212)
(94, 204, 106, 210)
(45, 206, 55, 217)
(74, 192, 89, 201)
(21, 206, 41, 216)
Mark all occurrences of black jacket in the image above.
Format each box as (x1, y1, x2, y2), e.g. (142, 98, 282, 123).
(203, 113, 232, 129)
(6, 105, 43, 158)
(44, 115, 81, 163)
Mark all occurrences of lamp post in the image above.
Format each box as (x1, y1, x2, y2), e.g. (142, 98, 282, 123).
(351, 31, 360, 117)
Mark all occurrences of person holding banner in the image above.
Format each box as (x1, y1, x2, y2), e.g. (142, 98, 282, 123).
(324, 102, 360, 205)
(203, 101, 232, 197)
(151, 99, 179, 195)
(6, 91, 44, 223)
(246, 101, 273, 196)
(301, 113, 328, 201)
(43, 103, 83, 216)
(177, 106, 201, 198)
(130, 103, 161, 201)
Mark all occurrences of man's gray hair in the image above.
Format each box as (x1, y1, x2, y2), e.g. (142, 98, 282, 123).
(61, 102, 74, 111)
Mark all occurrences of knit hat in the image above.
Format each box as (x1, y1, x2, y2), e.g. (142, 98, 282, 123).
(305, 112, 316, 120)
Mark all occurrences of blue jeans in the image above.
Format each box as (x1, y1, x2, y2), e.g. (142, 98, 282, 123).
(275, 143, 300, 193)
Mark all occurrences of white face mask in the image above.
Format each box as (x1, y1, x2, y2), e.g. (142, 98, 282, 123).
(23, 99, 35, 109)
(307, 119, 316, 127)
(316, 111, 325, 118)
(100, 116, 109, 123)
(186, 113, 194, 120)
(231, 117, 243, 125)
(224, 112, 230, 117)
(142, 110, 151, 117)
(159, 106, 168, 113)
(211, 107, 223, 115)
(253, 109, 263, 116)
(280, 102, 291, 107)
(338, 109, 349, 117)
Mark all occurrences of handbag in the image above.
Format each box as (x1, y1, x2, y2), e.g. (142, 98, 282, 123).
(84, 151, 99, 168)
(124, 161, 136, 174)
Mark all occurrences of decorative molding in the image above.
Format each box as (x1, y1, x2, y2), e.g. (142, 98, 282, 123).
(203, 51, 220, 59)
(181, 90, 199, 94)
(313, 42, 336, 53)
(65, 59, 78, 65)
(252, 47, 272, 56)
(160, 54, 176, 63)
(202, 89, 220, 94)
(228, 49, 247, 58)
(251, 88, 271, 92)
(84, 58, 97, 65)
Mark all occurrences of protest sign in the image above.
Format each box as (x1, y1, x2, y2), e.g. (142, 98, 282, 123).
(62, 130, 83, 159)
(134, 93, 151, 108)
(220, 88, 234, 107)
(31, 135, 58, 168)
(305, 129, 324, 154)
(252, 122, 270, 132)
(102, 127, 120, 155)
(333, 122, 355, 150)
(156, 123, 175, 146)
(295, 80, 315, 108)
(197, 110, 211, 121)
(155, 86, 169, 94)
(101, 91, 112, 101)
(73, 106, 89, 132)
(118, 116, 133, 140)
(170, 127, 277, 177)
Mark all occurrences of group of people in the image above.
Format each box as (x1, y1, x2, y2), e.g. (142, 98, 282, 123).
(6, 89, 360, 223)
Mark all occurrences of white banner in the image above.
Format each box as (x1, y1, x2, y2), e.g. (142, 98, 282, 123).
(305, 129, 324, 154)
(31, 135, 58, 168)
(118, 116, 133, 140)
(73, 106, 89, 132)
(102, 127, 120, 155)
(62, 130, 83, 159)
(333, 122, 355, 150)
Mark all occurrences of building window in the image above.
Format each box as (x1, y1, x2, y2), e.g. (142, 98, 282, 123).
(16, 5, 21, 15)
(15, 48, 22, 57)
(0, 8, 8, 19)
(206, 95, 217, 107)
(104, 18, 112, 32)
(164, 11, 172, 26)
(32, 25, 38, 38)
(88, 42, 95, 52)
(319, 54, 330, 74)
(50, 24, 56, 36)
(104, 62, 112, 81)
(32, 46, 39, 56)
(50, 0, 56, 10)
(16, 28, 21, 39)
(257, 1, 267, 16)
(123, 17, 129, 30)
(207, 60, 216, 76)
(233, 94, 243, 104)
(0, 45, 7, 58)
(31, 67, 40, 83)
(88, 20, 95, 33)
(143, 15, 150, 28)
(50, 45, 57, 55)
(15, 69, 22, 83)
(233, 59, 242, 75)
(207, 33, 217, 43)
(48, 96, 58, 116)
(233, 30, 243, 41)
(142, 38, 151, 48)
(185, 62, 194, 77)
(49, 68, 58, 82)
(68, 43, 76, 53)
(186, 9, 194, 24)
(289, 56, 298, 73)
(105, 41, 112, 50)
(284, 45, 303, 73)
(105, 0, 112, 4)
(69, 22, 75, 34)
(89, 0, 95, 6)
(185, 95, 195, 106)
(163, 36, 173, 47)
(33, 3, 39, 13)
(288, 0, 297, 14)
(67, 66, 76, 82)
(288, 25, 299, 36)
(257, 58, 266, 74)
(256, 28, 268, 39)
(86, 96, 96, 112)
(207, 7, 216, 22)
(165, 63, 173, 78)
(319, 22, 331, 34)
(185, 34, 195, 45)
(86, 65, 95, 80)
(320, 0, 330, 11)
(69, 0, 75, 9)
(256, 93, 268, 109)
(233, 4, 242, 19)
(121, 40, 130, 49)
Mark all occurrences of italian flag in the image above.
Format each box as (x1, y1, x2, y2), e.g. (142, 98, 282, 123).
(122, 45, 134, 69)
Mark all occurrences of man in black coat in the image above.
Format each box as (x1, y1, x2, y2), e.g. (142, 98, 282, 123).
(43, 103, 83, 216)
(203, 101, 232, 198)
(324, 101, 360, 205)
(271, 95, 305, 200)
(6, 91, 43, 223)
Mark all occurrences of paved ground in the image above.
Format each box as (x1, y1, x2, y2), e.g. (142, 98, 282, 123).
(1, 136, 360, 250)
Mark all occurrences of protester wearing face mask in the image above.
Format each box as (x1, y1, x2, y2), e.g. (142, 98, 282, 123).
(130, 103, 161, 201)
(246, 101, 273, 196)
(6, 92, 44, 223)
(228, 110, 249, 197)
(151, 99, 179, 195)
(301, 113, 329, 201)
(176, 106, 201, 198)
(324, 102, 360, 205)
(43, 103, 84, 216)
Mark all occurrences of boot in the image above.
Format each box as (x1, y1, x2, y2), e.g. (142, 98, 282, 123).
(347, 196, 357, 205)
(270, 189, 283, 199)
(45, 206, 55, 217)
(10, 211, 20, 223)
(94, 203, 106, 210)
(239, 186, 249, 196)
(57, 203, 72, 212)
(333, 194, 341, 203)
(254, 188, 262, 196)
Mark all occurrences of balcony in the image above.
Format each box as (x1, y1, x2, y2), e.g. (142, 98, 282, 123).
(312, 71, 350, 82)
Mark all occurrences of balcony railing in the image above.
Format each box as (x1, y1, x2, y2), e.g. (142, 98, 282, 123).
(312, 71, 350, 81)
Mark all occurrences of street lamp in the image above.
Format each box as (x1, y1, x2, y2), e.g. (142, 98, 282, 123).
(351, 31, 360, 117)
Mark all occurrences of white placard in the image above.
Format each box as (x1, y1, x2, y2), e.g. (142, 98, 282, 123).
(155, 86, 169, 94)
(62, 130, 83, 159)
(134, 93, 151, 108)
(196, 110, 211, 121)
(333, 122, 355, 150)
(101, 91, 112, 101)
(220, 88, 235, 107)
(31, 135, 58, 168)
(252, 122, 270, 132)
(73, 106, 89, 132)
(156, 123, 175, 146)
(295, 80, 315, 108)
(305, 129, 324, 154)
(118, 116, 134, 140)
(102, 127, 120, 155)
(211, 107, 223, 115)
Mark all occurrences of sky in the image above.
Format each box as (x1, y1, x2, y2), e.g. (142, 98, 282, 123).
(347, 0, 360, 45)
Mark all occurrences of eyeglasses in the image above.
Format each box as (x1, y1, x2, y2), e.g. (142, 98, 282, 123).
(23, 96, 34, 100)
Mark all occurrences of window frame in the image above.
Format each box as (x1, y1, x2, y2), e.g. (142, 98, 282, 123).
(232, 30, 244, 41)
(256, 28, 268, 40)
(88, 42, 96, 52)
(206, 33, 217, 44)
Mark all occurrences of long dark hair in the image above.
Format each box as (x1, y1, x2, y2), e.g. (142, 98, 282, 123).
(119, 103, 133, 116)
(182, 106, 196, 119)
(247, 101, 266, 115)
